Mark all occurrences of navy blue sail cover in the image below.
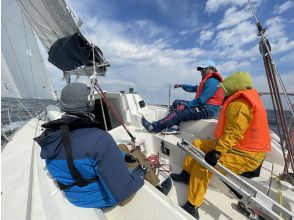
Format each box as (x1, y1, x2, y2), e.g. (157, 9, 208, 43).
(48, 33, 105, 71)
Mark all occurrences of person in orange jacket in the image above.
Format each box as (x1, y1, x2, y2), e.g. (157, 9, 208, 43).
(171, 72, 271, 219)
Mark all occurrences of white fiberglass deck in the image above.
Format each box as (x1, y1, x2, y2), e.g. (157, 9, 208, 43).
(2, 110, 293, 220)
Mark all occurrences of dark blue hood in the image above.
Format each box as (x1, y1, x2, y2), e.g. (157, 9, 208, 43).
(35, 129, 63, 159)
(34, 114, 103, 160)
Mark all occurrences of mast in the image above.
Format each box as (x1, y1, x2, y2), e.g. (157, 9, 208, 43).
(247, 0, 294, 177)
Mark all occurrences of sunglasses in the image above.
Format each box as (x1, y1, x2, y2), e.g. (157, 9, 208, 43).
(200, 68, 208, 73)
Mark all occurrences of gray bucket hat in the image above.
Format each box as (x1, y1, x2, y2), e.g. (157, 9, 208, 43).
(60, 82, 94, 114)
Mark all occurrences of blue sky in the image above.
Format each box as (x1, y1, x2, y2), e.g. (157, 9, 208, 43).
(47, 0, 294, 108)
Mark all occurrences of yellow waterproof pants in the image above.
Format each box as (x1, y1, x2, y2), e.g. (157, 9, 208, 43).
(183, 139, 265, 207)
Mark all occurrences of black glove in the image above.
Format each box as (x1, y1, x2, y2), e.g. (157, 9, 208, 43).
(135, 164, 149, 174)
(205, 150, 221, 166)
(125, 154, 138, 163)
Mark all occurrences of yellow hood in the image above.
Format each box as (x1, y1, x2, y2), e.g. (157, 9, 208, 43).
(221, 71, 253, 97)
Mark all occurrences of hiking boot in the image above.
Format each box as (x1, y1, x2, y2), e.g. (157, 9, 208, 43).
(170, 170, 190, 185)
(156, 177, 172, 195)
(141, 117, 154, 132)
(182, 201, 199, 219)
(161, 125, 180, 134)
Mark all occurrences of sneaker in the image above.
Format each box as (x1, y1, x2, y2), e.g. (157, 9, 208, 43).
(170, 170, 190, 185)
(182, 201, 199, 219)
(161, 125, 180, 134)
(156, 177, 172, 195)
(141, 117, 154, 132)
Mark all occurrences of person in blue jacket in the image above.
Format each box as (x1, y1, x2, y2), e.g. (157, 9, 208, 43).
(34, 82, 170, 209)
(142, 61, 224, 133)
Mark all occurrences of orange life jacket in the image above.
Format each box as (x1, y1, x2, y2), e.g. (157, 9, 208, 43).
(214, 89, 271, 152)
(195, 72, 224, 106)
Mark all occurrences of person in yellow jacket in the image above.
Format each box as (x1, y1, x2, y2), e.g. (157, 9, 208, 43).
(171, 72, 271, 219)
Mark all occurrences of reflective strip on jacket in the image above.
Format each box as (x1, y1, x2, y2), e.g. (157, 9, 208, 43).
(195, 72, 224, 106)
(214, 89, 271, 152)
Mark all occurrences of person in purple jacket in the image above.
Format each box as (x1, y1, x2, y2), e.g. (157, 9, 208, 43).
(142, 61, 224, 134)
(35, 82, 171, 209)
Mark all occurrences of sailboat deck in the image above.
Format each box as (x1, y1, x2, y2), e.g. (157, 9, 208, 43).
(111, 124, 294, 219)
(2, 115, 293, 219)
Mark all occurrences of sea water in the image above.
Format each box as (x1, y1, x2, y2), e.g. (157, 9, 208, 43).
(1, 97, 55, 142)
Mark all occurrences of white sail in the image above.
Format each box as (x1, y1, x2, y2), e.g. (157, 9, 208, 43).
(1, 0, 55, 99)
(16, 0, 79, 51)
(1, 55, 21, 98)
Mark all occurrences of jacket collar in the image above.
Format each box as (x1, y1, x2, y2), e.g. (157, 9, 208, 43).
(41, 113, 104, 132)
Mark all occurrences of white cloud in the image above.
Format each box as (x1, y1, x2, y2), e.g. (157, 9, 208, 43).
(265, 17, 285, 39)
(133, 20, 169, 39)
(252, 72, 294, 109)
(78, 18, 208, 103)
(47, 0, 292, 106)
(265, 16, 294, 54)
(205, 0, 237, 13)
(274, 1, 294, 14)
(218, 60, 251, 74)
(252, 72, 294, 93)
(86, 18, 207, 65)
(205, 0, 262, 13)
(153, 0, 169, 13)
(270, 37, 294, 54)
(179, 23, 213, 39)
(213, 21, 257, 48)
(279, 51, 294, 64)
(199, 30, 214, 45)
(179, 30, 189, 36)
(217, 7, 252, 30)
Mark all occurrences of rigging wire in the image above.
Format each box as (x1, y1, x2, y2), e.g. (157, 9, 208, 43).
(247, 0, 294, 174)
(2, 84, 36, 120)
(94, 83, 136, 144)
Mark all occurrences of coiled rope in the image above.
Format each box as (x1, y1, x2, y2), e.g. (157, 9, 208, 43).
(147, 153, 171, 172)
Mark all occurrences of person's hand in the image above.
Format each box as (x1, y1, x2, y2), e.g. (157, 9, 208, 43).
(176, 105, 185, 111)
(174, 84, 182, 88)
(125, 154, 138, 163)
(205, 150, 221, 166)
